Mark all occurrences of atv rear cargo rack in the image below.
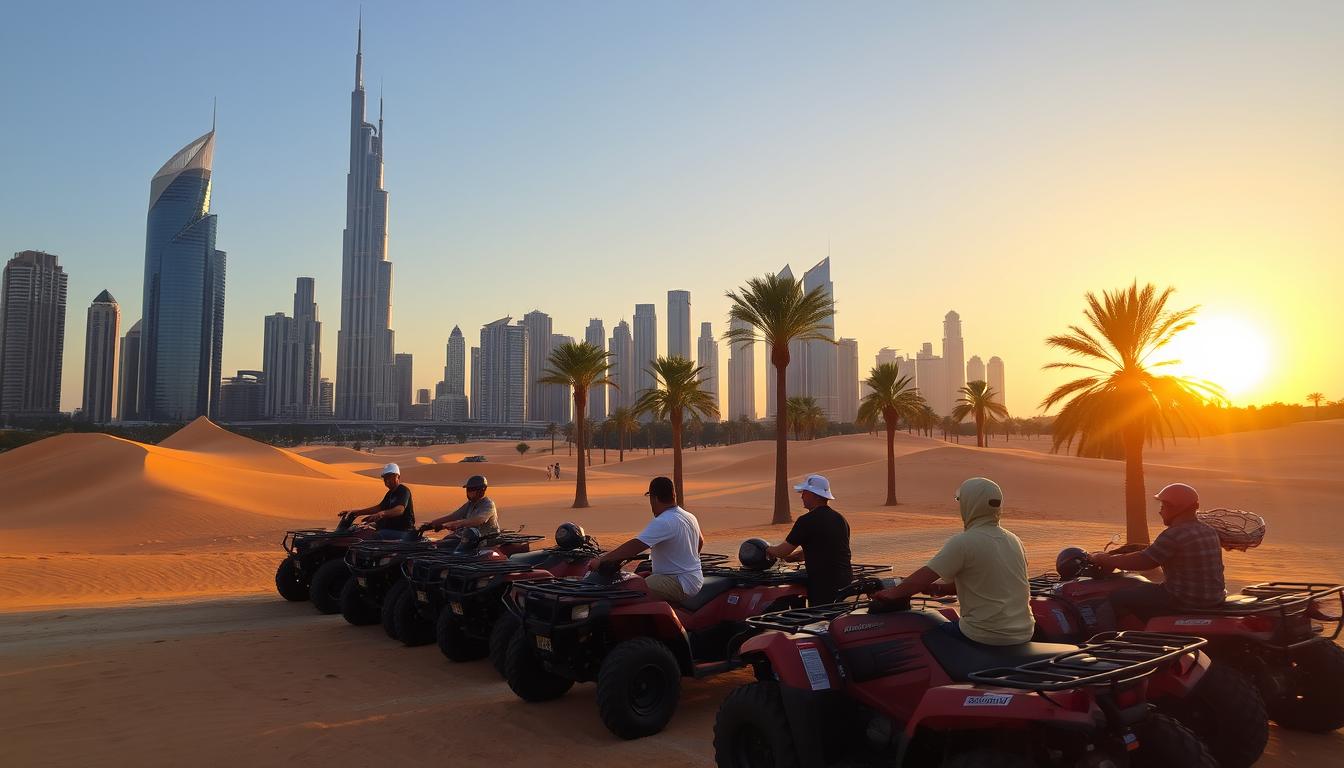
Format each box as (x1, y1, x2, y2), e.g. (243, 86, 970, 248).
(511, 577, 647, 602)
(1195, 581, 1344, 644)
(1028, 572, 1062, 597)
(400, 550, 499, 582)
(703, 562, 890, 585)
(442, 559, 544, 596)
(967, 631, 1207, 692)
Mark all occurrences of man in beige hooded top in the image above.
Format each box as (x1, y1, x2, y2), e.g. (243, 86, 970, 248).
(875, 477, 1035, 645)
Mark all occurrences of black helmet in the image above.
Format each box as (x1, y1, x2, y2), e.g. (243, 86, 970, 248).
(455, 527, 484, 552)
(463, 475, 488, 490)
(555, 522, 586, 550)
(738, 538, 776, 571)
(1056, 546, 1090, 580)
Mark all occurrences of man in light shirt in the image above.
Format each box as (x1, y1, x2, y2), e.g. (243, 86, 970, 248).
(589, 476, 704, 604)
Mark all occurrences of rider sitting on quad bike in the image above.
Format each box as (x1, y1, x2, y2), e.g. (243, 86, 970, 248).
(339, 463, 417, 541)
(876, 476, 1035, 645)
(419, 474, 499, 536)
(1089, 482, 1226, 622)
(762, 473, 853, 606)
(588, 476, 704, 605)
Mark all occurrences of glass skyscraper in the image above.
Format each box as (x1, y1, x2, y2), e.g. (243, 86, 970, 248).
(139, 130, 226, 422)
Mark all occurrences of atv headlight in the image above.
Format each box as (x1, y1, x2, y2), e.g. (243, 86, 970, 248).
(477, 577, 493, 588)
(571, 604, 591, 621)
(379, 556, 393, 566)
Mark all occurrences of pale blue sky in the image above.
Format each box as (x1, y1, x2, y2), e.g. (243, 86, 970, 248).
(3, 2, 1341, 414)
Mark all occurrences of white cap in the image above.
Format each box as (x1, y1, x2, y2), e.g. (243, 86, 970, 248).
(793, 474, 834, 500)
(380, 463, 401, 477)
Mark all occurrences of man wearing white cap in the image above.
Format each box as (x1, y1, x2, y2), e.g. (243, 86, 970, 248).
(340, 463, 417, 541)
(765, 474, 852, 606)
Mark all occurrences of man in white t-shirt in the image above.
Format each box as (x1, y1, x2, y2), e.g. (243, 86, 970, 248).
(588, 476, 705, 604)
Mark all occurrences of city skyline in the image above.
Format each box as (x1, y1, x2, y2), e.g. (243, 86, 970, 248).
(5, 6, 1340, 416)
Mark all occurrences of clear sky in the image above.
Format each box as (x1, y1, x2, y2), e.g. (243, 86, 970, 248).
(4, 2, 1341, 416)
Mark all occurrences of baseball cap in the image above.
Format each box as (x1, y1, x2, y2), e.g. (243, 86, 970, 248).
(793, 474, 834, 500)
(644, 476, 675, 501)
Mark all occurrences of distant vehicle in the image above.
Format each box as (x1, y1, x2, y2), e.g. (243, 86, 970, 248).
(459, 455, 488, 463)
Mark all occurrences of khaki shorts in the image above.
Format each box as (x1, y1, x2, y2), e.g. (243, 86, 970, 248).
(644, 574, 690, 604)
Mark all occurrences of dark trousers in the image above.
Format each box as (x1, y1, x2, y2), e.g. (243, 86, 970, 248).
(1109, 582, 1179, 625)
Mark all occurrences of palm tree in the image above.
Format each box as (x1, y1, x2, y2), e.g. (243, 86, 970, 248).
(609, 407, 638, 462)
(726, 273, 834, 525)
(633, 356, 719, 505)
(1307, 392, 1324, 418)
(544, 422, 559, 455)
(538, 342, 615, 508)
(687, 415, 704, 451)
(584, 417, 599, 466)
(951, 380, 1010, 447)
(784, 396, 812, 441)
(561, 422, 574, 456)
(1042, 282, 1224, 544)
(856, 363, 923, 505)
(737, 414, 756, 443)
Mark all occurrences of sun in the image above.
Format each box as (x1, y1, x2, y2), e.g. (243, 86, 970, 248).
(1158, 313, 1271, 401)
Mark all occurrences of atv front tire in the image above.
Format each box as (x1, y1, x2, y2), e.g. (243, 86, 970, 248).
(713, 682, 800, 768)
(275, 558, 309, 601)
(504, 629, 573, 702)
(381, 581, 408, 639)
(1158, 662, 1267, 768)
(437, 608, 488, 661)
(489, 612, 521, 677)
(340, 578, 381, 626)
(1271, 641, 1344, 732)
(596, 637, 681, 739)
(308, 559, 349, 614)
(393, 587, 436, 646)
(1129, 713, 1216, 768)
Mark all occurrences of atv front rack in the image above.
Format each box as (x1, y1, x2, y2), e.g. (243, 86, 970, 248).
(703, 562, 890, 585)
(346, 539, 442, 572)
(967, 631, 1207, 692)
(282, 526, 368, 553)
(400, 550, 497, 582)
(442, 559, 544, 597)
(1028, 572, 1062, 597)
(511, 577, 647, 601)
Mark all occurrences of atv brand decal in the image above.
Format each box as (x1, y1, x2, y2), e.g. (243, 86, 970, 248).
(797, 646, 831, 691)
(963, 694, 1013, 707)
(1077, 605, 1098, 627)
(727, 595, 740, 605)
(842, 622, 884, 634)
(1051, 608, 1071, 634)
(1174, 618, 1213, 626)
(749, 594, 761, 611)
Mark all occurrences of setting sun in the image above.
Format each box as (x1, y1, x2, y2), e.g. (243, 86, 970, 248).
(1161, 313, 1272, 401)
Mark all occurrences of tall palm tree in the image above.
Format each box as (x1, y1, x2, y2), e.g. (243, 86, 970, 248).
(737, 414, 756, 443)
(584, 417, 599, 466)
(538, 342, 615, 508)
(633, 356, 719, 505)
(856, 363, 923, 505)
(951, 380, 1010, 447)
(1041, 282, 1223, 544)
(608, 407, 638, 462)
(561, 422, 574, 456)
(784, 396, 813, 441)
(544, 422, 559, 455)
(1307, 392, 1324, 418)
(687, 415, 704, 451)
(726, 273, 834, 525)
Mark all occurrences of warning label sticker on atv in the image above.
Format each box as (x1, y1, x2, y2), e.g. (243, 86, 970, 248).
(1174, 619, 1213, 626)
(964, 694, 1013, 707)
(798, 646, 831, 691)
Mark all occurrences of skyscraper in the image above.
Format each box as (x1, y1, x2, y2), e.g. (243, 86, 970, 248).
(550, 333, 574, 423)
(478, 317, 527, 423)
(916, 342, 948, 416)
(0, 251, 68, 418)
(335, 20, 397, 421)
(943, 311, 966, 413)
(469, 346, 480, 420)
(838, 337, 859, 423)
(394, 353, 413, 420)
(522, 310, 554, 421)
(118, 321, 143, 422)
(609, 320, 634, 412)
(727, 316, 756, 421)
(262, 312, 297, 418)
(292, 277, 321, 418)
(434, 325, 469, 421)
(802, 258, 839, 420)
(633, 303, 657, 398)
(318, 378, 334, 417)
(584, 318, 606, 421)
(987, 356, 1006, 408)
(766, 264, 795, 420)
(139, 130, 225, 422)
(667, 290, 691, 360)
(696, 321, 719, 414)
(82, 291, 120, 424)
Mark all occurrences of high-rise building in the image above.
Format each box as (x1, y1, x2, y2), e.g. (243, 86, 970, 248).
(0, 251, 68, 418)
(633, 304, 657, 399)
(478, 317, 527, 423)
(394, 353, 413, 420)
(942, 311, 966, 413)
(916, 342, 949, 416)
(292, 277, 321, 418)
(550, 333, 574, 423)
(434, 325, 469, 422)
(469, 346, 480, 420)
(987, 356, 1006, 408)
(416, 388, 430, 404)
(765, 264, 795, 420)
(139, 130, 225, 422)
(802, 258, 839, 420)
(838, 337, 859, 423)
(876, 347, 901, 368)
(335, 21, 397, 421)
(218, 370, 266, 422)
(118, 320, 143, 421)
(967, 355, 986, 385)
(584, 318, 606, 421)
(727, 316, 756, 421)
(81, 291, 120, 424)
(609, 320, 634, 412)
(521, 310, 554, 422)
(667, 290, 691, 360)
(318, 378, 334, 417)
(262, 312, 297, 418)
(696, 321, 719, 414)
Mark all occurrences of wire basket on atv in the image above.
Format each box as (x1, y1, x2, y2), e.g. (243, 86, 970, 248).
(967, 631, 1208, 691)
(1197, 508, 1267, 551)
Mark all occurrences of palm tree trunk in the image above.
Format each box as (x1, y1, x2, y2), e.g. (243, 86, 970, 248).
(772, 361, 790, 525)
(573, 392, 589, 508)
(976, 411, 985, 447)
(884, 414, 897, 506)
(602, 430, 607, 463)
(618, 428, 625, 462)
(1122, 424, 1148, 544)
(672, 410, 685, 506)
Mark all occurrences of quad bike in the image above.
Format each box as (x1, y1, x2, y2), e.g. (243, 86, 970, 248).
(1038, 542, 1344, 740)
(339, 529, 541, 627)
(275, 511, 379, 613)
(715, 579, 1216, 767)
(502, 548, 887, 740)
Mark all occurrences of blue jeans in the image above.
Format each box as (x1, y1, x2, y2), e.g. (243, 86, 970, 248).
(938, 619, 968, 641)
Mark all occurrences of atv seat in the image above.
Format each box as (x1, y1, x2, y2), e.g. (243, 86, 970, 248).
(1221, 594, 1257, 607)
(922, 627, 1078, 683)
(679, 576, 737, 612)
(509, 550, 551, 567)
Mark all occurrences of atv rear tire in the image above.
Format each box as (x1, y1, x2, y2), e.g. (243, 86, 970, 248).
(1271, 641, 1344, 732)
(940, 749, 1033, 767)
(393, 587, 436, 647)
(596, 637, 681, 739)
(275, 558, 309, 601)
(1129, 713, 1216, 768)
(713, 682, 800, 768)
(1158, 663, 1267, 768)
(504, 629, 573, 702)
(381, 581, 408, 639)
(340, 578, 381, 626)
(437, 608, 488, 661)
(489, 612, 521, 677)
(309, 559, 349, 614)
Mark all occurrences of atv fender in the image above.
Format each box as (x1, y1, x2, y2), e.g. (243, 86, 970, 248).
(1145, 615, 1274, 642)
(739, 632, 840, 692)
(1145, 649, 1211, 699)
(609, 601, 694, 674)
(903, 684, 1098, 738)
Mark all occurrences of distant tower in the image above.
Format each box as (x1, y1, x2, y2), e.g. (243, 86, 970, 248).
(838, 338, 859, 423)
(521, 310, 554, 422)
(0, 250, 68, 418)
(727, 316, 756, 421)
(292, 277, 321, 418)
(667, 290, 691, 360)
(916, 342, 947, 416)
(942, 311, 965, 415)
(967, 355, 985, 385)
(988, 356, 1006, 408)
(262, 312, 296, 418)
(478, 318, 527, 423)
(696, 322, 719, 414)
(802, 258, 839, 419)
(633, 304, 658, 399)
(394, 353, 413, 420)
(585, 319, 607, 421)
(876, 347, 900, 368)
(318, 378, 334, 417)
(609, 320, 634, 412)
(434, 326, 468, 421)
(80, 291, 120, 423)
(118, 321, 143, 421)
(469, 346, 480, 419)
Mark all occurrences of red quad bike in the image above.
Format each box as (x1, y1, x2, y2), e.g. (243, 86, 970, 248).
(275, 511, 379, 614)
(1036, 545, 1344, 743)
(339, 529, 542, 628)
(717, 582, 1216, 768)
(503, 550, 888, 740)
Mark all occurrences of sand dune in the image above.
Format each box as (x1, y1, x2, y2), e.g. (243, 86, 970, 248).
(356, 461, 551, 485)
(159, 417, 349, 479)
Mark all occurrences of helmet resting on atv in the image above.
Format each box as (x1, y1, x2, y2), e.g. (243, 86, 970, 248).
(454, 527, 484, 552)
(1056, 546, 1090, 580)
(738, 538, 776, 571)
(555, 522, 587, 550)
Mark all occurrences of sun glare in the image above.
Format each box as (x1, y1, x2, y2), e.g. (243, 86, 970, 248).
(1158, 314, 1271, 401)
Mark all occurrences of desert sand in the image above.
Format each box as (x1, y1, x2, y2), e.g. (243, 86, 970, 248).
(2, 417, 1342, 766)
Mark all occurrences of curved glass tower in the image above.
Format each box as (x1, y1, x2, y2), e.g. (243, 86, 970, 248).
(139, 130, 226, 422)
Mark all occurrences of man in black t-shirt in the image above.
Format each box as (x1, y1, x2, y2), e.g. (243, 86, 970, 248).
(765, 474, 852, 605)
(340, 463, 417, 541)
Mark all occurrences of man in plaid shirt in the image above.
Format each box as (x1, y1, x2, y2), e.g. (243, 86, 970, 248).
(1091, 483, 1226, 621)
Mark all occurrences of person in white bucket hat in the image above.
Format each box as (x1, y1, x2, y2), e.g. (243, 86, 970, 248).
(762, 474, 852, 605)
(339, 463, 417, 541)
